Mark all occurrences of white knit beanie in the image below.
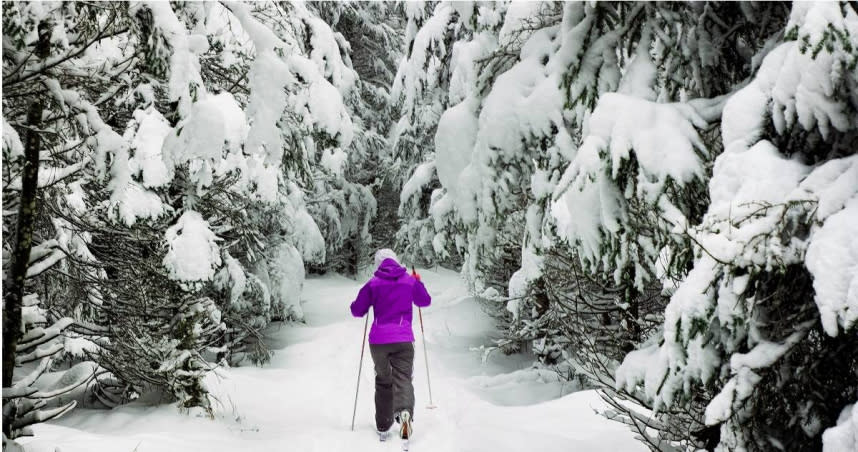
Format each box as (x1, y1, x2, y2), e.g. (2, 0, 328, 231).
(374, 248, 399, 267)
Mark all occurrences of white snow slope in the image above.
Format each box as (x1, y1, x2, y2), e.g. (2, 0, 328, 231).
(20, 268, 644, 452)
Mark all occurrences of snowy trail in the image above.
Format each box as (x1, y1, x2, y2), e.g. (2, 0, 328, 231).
(21, 269, 644, 452)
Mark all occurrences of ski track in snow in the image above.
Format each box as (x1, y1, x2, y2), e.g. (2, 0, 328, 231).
(21, 269, 645, 452)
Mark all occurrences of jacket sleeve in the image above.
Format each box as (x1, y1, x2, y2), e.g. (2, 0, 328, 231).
(350, 283, 372, 317)
(412, 279, 431, 308)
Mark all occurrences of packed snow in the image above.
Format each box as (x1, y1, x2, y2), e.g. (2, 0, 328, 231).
(19, 269, 645, 452)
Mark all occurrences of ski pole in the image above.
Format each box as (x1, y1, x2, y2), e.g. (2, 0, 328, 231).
(351, 314, 369, 431)
(418, 307, 436, 409)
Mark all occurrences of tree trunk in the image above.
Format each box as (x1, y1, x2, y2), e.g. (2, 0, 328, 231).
(3, 19, 50, 439)
(2, 101, 43, 390)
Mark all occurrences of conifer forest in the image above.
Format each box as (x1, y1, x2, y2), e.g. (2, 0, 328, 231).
(2, 2, 857, 451)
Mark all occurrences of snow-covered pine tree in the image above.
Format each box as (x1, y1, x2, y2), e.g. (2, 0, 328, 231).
(394, 1, 681, 356)
(300, 2, 401, 274)
(0, 20, 85, 435)
(2, 0, 362, 429)
(392, 0, 587, 352)
(308, 1, 404, 273)
(390, 1, 476, 267)
(616, 3, 858, 450)
(539, 3, 791, 447)
(396, 2, 842, 449)
(2, 1, 145, 435)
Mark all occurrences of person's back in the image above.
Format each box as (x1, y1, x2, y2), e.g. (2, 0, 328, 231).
(351, 258, 431, 344)
(350, 249, 430, 443)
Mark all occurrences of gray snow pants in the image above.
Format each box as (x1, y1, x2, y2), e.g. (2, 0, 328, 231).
(369, 341, 415, 431)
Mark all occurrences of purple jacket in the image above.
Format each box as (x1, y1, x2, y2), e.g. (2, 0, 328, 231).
(350, 259, 431, 344)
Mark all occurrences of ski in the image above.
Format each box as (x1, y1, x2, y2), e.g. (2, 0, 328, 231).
(401, 439, 409, 451)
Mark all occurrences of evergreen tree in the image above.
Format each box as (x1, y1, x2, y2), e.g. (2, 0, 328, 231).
(2, 1, 384, 440)
(616, 3, 858, 449)
(393, 2, 856, 450)
(304, 1, 406, 274)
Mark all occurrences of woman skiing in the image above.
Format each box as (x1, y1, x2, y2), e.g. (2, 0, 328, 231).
(350, 249, 431, 443)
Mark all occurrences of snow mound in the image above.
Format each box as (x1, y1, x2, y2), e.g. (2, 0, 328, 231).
(823, 403, 858, 452)
(163, 211, 222, 283)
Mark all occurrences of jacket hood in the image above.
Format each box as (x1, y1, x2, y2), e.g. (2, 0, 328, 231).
(375, 259, 406, 280)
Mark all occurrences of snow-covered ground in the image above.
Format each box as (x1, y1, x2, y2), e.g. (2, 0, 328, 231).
(20, 268, 645, 452)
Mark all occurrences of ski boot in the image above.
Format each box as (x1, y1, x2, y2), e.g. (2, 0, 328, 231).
(377, 427, 391, 442)
(398, 410, 412, 451)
